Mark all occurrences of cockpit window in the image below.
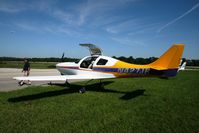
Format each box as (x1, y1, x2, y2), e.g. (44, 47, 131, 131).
(97, 58, 108, 65)
(80, 57, 98, 68)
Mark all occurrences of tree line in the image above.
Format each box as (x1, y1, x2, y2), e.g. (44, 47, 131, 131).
(0, 56, 199, 66)
(0, 57, 79, 62)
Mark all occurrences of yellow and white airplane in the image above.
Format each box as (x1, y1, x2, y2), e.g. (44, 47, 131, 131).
(13, 43, 185, 93)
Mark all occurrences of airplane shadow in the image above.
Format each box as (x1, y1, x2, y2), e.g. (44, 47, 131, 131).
(119, 89, 145, 100)
(8, 81, 146, 103)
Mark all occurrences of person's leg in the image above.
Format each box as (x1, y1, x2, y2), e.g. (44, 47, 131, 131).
(23, 71, 26, 76)
(21, 70, 27, 85)
(23, 71, 31, 85)
(27, 70, 31, 84)
(27, 71, 30, 76)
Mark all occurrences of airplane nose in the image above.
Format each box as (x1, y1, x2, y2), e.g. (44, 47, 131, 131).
(56, 63, 63, 68)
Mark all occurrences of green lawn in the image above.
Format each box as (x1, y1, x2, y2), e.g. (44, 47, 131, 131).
(0, 71, 199, 133)
(0, 61, 57, 69)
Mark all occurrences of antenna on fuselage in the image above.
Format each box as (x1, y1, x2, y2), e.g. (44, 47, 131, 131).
(79, 43, 103, 56)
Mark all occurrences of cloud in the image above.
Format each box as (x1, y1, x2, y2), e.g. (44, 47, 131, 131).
(128, 22, 160, 36)
(0, 0, 54, 13)
(106, 27, 119, 34)
(105, 19, 140, 34)
(14, 21, 89, 38)
(0, 4, 25, 13)
(0, 7, 22, 13)
(158, 2, 199, 33)
(10, 30, 16, 34)
(16, 23, 43, 33)
(0, 0, 35, 13)
(0, 0, 138, 28)
(52, 10, 74, 25)
(105, 18, 160, 36)
(111, 37, 145, 47)
(53, 0, 138, 26)
(0, 0, 141, 38)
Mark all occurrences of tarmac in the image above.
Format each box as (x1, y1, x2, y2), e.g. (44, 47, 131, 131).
(0, 68, 62, 92)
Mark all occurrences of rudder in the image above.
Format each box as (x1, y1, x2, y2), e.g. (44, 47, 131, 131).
(150, 44, 185, 70)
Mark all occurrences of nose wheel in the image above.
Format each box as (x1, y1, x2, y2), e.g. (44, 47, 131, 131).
(99, 80, 104, 89)
(18, 81, 24, 86)
(18, 80, 31, 86)
(78, 79, 105, 93)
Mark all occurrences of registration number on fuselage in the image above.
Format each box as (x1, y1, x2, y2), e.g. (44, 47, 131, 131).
(118, 68, 150, 75)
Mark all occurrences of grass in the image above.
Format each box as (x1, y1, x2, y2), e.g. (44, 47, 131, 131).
(0, 71, 199, 133)
(0, 61, 57, 69)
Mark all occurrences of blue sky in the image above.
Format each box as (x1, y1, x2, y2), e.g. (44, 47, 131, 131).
(0, 0, 199, 59)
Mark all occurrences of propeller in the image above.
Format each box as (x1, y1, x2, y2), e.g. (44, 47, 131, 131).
(61, 52, 65, 62)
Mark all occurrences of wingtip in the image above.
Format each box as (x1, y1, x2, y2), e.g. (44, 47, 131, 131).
(13, 77, 21, 80)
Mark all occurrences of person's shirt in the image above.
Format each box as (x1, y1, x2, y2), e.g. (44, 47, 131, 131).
(23, 62, 30, 71)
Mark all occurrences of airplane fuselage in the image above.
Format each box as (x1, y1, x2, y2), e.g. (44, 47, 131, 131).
(56, 55, 178, 78)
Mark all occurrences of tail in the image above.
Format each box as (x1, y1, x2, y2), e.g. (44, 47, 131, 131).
(149, 44, 185, 77)
(150, 44, 185, 69)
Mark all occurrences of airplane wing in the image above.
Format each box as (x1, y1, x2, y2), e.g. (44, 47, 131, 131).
(13, 74, 115, 82)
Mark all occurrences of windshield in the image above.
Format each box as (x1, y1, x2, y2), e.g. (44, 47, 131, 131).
(75, 59, 80, 64)
(80, 56, 98, 68)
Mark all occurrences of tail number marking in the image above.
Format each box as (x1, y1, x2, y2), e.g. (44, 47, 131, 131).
(118, 68, 150, 74)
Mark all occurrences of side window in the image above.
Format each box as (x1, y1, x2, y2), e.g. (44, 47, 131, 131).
(97, 58, 108, 65)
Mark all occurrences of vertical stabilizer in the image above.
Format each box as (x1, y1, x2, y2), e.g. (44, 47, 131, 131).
(150, 44, 185, 70)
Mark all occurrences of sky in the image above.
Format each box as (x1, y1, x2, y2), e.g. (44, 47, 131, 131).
(0, 0, 199, 59)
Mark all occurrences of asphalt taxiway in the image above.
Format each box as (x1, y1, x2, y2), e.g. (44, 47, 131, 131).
(0, 68, 61, 92)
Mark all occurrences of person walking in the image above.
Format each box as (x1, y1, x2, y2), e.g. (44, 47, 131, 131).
(22, 59, 30, 76)
(19, 59, 31, 85)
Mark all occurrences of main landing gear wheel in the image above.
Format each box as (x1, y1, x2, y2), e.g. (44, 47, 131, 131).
(100, 83, 104, 89)
(79, 87, 86, 93)
(99, 80, 105, 89)
(79, 79, 93, 94)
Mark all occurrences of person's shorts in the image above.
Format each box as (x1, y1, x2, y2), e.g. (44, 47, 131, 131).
(23, 69, 29, 72)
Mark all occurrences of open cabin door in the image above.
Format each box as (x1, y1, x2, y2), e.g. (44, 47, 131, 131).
(79, 43, 103, 56)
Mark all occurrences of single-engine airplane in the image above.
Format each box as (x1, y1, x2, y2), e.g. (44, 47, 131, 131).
(13, 43, 185, 93)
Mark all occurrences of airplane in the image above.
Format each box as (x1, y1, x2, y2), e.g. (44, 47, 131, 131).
(13, 43, 185, 93)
